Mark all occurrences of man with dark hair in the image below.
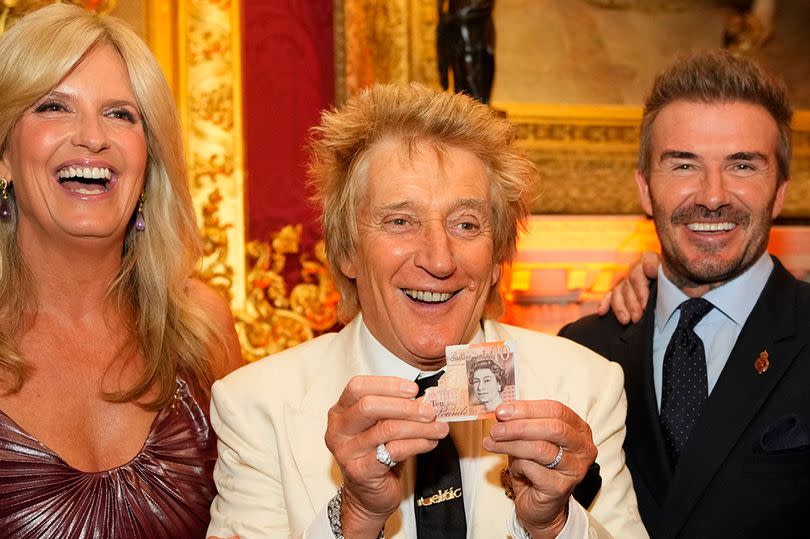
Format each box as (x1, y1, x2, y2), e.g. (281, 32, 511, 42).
(560, 49, 810, 538)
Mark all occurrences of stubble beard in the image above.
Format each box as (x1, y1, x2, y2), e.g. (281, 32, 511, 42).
(653, 202, 775, 291)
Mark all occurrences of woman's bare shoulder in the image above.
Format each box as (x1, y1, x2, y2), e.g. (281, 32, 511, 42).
(185, 278, 245, 376)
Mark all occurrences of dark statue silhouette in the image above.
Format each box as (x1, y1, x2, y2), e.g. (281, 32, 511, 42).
(437, 0, 495, 104)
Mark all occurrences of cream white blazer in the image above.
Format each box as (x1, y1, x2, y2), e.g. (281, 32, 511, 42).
(207, 316, 647, 539)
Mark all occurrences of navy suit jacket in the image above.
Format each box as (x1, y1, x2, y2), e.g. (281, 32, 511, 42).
(560, 257, 810, 538)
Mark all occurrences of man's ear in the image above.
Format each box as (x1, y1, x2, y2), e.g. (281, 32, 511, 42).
(339, 255, 357, 279)
(635, 170, 654, 217)
(771, 179, 788, 219)
(490, 262, 501, 287)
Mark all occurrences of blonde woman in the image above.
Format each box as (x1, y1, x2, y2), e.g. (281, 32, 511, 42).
(0, 5, 242, 538)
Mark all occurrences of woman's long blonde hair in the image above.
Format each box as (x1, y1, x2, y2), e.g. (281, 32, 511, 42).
(0, 4, 225, 408)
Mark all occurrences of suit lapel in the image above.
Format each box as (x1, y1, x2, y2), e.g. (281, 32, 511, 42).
(614, 284, 673, 505)
(285, 403, 338, 514)
(660, 261, 806, 537)
(285, 320, 366, 515)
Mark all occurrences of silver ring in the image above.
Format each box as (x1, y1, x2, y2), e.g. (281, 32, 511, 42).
(545, 444, 564, 469)
(375, 443, 396, 468)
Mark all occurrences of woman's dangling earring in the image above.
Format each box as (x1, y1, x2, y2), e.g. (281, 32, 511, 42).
(134, 192, 145, 232)
(0, 178, 11, 222)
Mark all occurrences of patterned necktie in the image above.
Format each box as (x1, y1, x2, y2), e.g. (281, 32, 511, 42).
(660, 297, 714, 466)
(414, 371, 466, 539)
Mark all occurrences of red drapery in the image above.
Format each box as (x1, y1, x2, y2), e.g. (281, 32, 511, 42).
(242, 0, 334, 250)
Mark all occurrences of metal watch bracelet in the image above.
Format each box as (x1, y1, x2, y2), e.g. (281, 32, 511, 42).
(327, 486, 384, 539)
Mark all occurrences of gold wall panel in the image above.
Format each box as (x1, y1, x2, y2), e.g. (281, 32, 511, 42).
(147, 0, 247, 310)
(149, 1, 339, 359)
(335, 0, 439, 102)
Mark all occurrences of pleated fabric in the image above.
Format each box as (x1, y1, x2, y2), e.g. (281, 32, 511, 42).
(0, 379, 216, 539)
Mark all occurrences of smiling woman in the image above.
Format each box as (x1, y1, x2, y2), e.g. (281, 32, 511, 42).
(0, 4, 243, 538)
(7, 44, 148, 243)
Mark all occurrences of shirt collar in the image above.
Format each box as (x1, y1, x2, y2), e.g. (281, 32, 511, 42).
(655, 252, 773, 331)
(359, 317, 487, 380)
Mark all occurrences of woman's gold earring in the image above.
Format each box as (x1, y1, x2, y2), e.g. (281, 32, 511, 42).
(0, 178, 11, 222)
(134, 192, 145, 232)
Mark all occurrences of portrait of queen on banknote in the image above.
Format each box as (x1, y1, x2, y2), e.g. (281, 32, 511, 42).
(424, 341, 518, 422)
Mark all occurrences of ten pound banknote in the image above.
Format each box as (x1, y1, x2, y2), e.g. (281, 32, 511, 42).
(424, 340, 518, 422)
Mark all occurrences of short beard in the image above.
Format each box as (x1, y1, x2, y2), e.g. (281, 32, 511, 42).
(654, 203, 774, 291)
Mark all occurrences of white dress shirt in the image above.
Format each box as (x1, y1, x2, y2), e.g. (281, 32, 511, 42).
(652, 252, 773, 409)
(305, 321, 588, 539)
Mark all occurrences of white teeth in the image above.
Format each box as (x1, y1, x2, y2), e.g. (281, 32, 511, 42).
(57, 166, 112, 180)
(687, 222, 736, 232)
(404, 289, 453, 303)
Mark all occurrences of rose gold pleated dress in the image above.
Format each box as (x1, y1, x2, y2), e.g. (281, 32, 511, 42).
(0, 379, 216, 539)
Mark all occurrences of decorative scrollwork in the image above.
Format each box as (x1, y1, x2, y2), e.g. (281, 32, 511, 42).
(236, 225, 339, 362)
(182, 0, 245, 329)
(190, 83, 234, 131)
(292, 241, 340, 332)
(198, 188, 234, 301)
(0, 0, 116, 33)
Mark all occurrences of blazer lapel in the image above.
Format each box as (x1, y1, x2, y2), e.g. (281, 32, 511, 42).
(285, 320, 366, 516)
(285, 403, 338, 515)
(660, 261, 806, 538)
(614, 284, 673, 505)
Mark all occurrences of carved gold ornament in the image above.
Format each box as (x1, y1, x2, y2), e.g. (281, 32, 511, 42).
(0, 0, 116, 33)
(235, 225, 339, 363)
(144, 0, 251, 355)
(198, 189, 234, 301)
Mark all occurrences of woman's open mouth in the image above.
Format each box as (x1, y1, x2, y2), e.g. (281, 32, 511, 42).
(57, 166, 112, 195)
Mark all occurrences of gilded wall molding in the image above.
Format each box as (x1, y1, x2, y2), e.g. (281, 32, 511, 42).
(148, 0, 247, 310)
(149, 1, 341, 359)
(335, 0, 439, 101)
(238, 226, 339, 362)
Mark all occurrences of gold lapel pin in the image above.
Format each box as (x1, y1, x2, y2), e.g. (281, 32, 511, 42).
(754, 350, 769, 374)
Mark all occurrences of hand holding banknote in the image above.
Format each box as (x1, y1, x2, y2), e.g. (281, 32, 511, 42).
(482, 400, 598, 538)
(324, 375, 450, 538)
